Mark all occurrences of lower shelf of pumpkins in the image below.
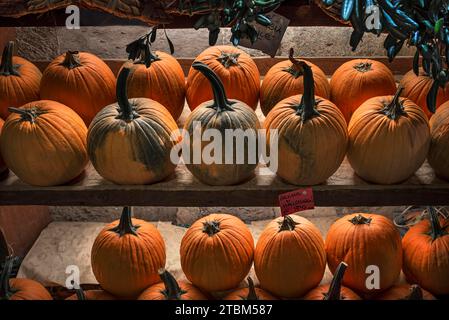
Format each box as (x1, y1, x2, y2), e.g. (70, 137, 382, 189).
(4, 207, 448, 301)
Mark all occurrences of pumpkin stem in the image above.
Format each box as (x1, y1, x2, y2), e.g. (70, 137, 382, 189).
(353, 62, 372, 73)
(192, 62, 234, 112)
(245, 277, 259, 300)
(136, 40, 160, 68)
(61, 51, 82, 69)
(115, 67, 139, 121)
(0, 41, 19, 76)
(0, 256, 17, 300)
(292, 50, 320, 122)
(216, 51, 240, 69)
(75, 288, 87, 300)
(8, 107, 44, 123)
(158, 268, 186, 300)
(404, 285, 424, 300)
(108, 207, 140, 237)
(348, 214, 372, 225)
(382, 86, 407, 120)
(284, 48, 304, 78)
(427, 207, 447, 240)
(325, 262, 348, 300)
(202, 220, 221, 236)
(278, 215, 299, 232)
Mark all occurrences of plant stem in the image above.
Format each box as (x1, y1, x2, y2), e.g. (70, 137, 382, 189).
(245, 277, 259, 300)
(427, 207, 447, 240)
(136, 43, 160, 68)
(382, 86, 406, 120)
(61, 51, 82, 69)
(116, 67, 138, 121)
(0, 41, 19, 76)
(75, 288, 86, 300)
(285, 48, 304, 78)
(325, 262, 348, 300)
(348, 214, 372, 225)
(278, 215, 298, 232)
(108, 207, 140, 237)
(0, 256, 16, 300)
(405, 285, 424, 300)
(8, 107, 43, 123)
(202, 220, 221, 236)
(159, 269, 186, 300)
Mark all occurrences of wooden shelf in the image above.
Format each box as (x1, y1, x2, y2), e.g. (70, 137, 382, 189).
(0, 159, 448, 207)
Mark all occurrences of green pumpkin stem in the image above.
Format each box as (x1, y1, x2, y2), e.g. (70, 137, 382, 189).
(202, 220, 221, 236)
(427, 207, 447, 240)
(349, 214, 372, 225)
(116, 67, 139, 121)
(0, 256, 16, 300)
(279, 215, 298, 232)
(0, 41, 19, 76)
(192, 62, 234, 112)
(291, 49, 320, 122)
(285, 48, 304, 78)
(382, 86, 406, 120)
(8, 107, 43, 123)
(245, 277, 259, 300)
(108, 207, 140, 237)
(75, 288, 87, 300)
(159, 269, 186, 300)
(61, 51, 82, 69)
(405, 285, 424, 300)
(325, 262, 348, 300)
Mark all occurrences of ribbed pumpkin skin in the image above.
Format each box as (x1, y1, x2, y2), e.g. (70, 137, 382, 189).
(402, 216, 449, 295)
(91, 218, 166, 299)
(0, 56, 42, 120)
(302, 284, 361, 300)
(223, 287, 277, 300)
(66, 290, 117, 300)
(124, 51, 186, 120)
(7, 279, 52, 300)
(0, 118, 6, 174)
(330, 59, 396, 122)
(260, 59, 330, 116)
(428, 101, 449, 180)
(254, 215, 326, 298)
(347, 96, 430, 184)
(180, 214, 254, 292)
(87, 98, 179, 185)
(40, 51, 116, 124)
(184, 101, 260, 186)
(0, 101, 88, 186)
(325, 213, 402, 294)
(400, 68, 449, 118)
(374, 284, 436, 300)
(138, 281, 207, 300)
(264, 96, 347, 185)
(186, 46, 260, 111)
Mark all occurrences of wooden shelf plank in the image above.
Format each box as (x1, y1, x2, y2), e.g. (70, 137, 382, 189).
(0, 159, 447, 207)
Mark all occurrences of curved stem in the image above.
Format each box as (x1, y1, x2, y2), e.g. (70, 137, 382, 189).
(202, 220, 221, 236)
(115, 67, 138, 121)
(427, 207, 447, 240)
(61, 51, 82, 69)
(137, 43, 160, 68)
(0, 41, 19, 76)
(285, 48, 304, 78)
(192, 62, 233, 112)
(8, 107, 43, 123)
(278, 215, 298, 232)
(349, 214, 372, 225)
(0, 256, 16, 300)
(382, 86, 406, 120)
(108, 207, 140, 237)
(405, 285, 423, 300)
(245, 277, 259, 300)
(159, 269, 186, 300)
(75, 288, 86, 300)
(325, 262, 348, 300)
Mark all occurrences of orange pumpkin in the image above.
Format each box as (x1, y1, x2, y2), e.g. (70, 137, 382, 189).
(375, 284, 436, 300)
(0, 256, 52, 300)
(138, 269, 207, 300)
(325, 213, 402, 294)
(123, 47, 185, 120)
(347, 87, 430, 184)
(303, 262, 361, 300)
(183, 62, 260, 185)
(330, 59, 397, 122)
(400, 68, 449, 118)
(254, 215, 326, 298)
(87, 65, 179, 185)
(264, 60, 347, 185)
(0, 118, 7, 175)
(66, 288, 117, 300)
(91, 207, 166, 298)
(180, 213, 254, 292)
(0, 100, 88, 186)
(186, 46, 260, 111)
(428, 101, 449, 180)
(260, 48, 330, 116)
(223, 277, 277, 300)
(402, 207, 449, 295)
(0, 41, 42, 119)
(40, 51, 116, 125)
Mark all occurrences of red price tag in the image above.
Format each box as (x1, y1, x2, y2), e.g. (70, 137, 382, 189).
(278, 188, 315, 216)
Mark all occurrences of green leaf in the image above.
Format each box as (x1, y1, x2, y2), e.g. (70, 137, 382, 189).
(435, 18, 444, 34)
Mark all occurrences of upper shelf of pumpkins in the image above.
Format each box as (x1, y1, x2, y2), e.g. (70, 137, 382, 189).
(0, 40, 449, 206)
